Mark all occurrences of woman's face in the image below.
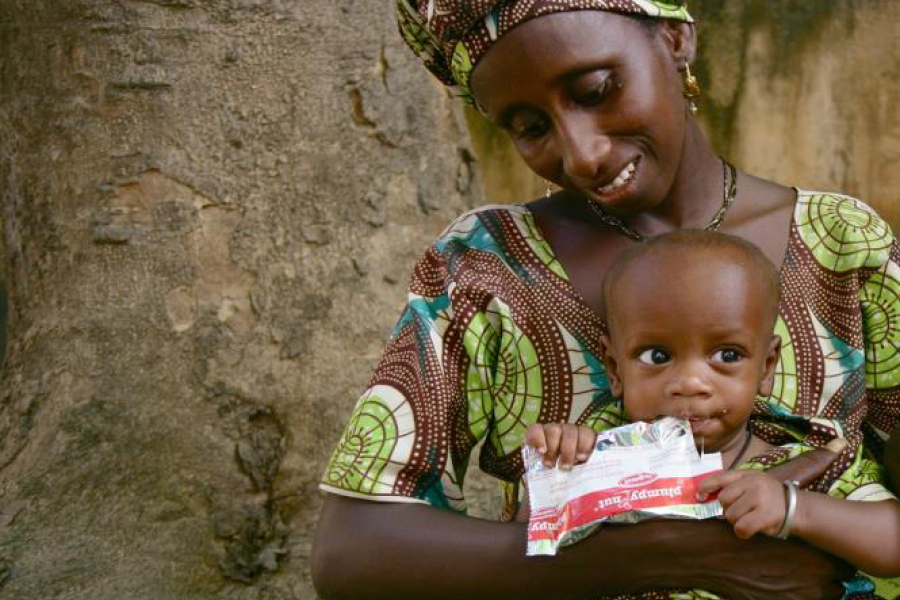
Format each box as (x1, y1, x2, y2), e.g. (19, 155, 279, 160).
(470, 11, 694, 217)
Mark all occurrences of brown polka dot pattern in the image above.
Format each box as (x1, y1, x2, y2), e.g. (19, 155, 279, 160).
(323, 194, 899, 598)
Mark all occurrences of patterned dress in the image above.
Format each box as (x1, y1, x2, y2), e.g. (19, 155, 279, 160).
(321, 192, 900, 599)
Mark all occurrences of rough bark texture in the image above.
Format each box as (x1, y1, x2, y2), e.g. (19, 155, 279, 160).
(1, 1, 899, 599)
(0, 1, 480, 598)
(470, 0, 900, 229)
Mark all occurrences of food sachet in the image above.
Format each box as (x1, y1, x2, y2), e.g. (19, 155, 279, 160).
(523, 417, 723, 556)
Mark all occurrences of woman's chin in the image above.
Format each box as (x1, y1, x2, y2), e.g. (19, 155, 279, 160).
(583, 183, 660, 219)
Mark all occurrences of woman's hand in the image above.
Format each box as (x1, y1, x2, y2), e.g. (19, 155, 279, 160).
(698, 470, 787, 539)
(765, 440, 845, 487)
(642, 519, 852, 600)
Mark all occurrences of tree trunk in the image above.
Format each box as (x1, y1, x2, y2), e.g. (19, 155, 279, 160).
(0, 1, 480, 598)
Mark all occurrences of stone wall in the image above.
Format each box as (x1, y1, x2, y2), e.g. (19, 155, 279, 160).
(0, 1, 480, 597)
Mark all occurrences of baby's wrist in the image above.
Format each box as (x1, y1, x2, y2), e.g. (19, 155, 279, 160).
(787, 489, 813, 539)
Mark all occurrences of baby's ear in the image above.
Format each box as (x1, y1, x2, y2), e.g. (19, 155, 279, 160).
(757, 334, 782, 397)
(600, 335, 624, 397)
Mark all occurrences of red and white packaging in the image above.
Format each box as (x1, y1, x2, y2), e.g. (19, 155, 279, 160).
(523, 417, 723, 556)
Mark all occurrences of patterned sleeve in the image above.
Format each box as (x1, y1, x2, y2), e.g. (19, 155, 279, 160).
(319, 219, 499, 512)
(860, 239, 900, 453)
(751, 194, 899, 494)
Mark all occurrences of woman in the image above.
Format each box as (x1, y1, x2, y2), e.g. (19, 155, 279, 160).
(312, 1, 900, 599)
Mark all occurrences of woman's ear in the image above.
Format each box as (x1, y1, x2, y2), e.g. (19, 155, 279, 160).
(657, 21, 697, 69)
(758, 335, 782, 397)
(600, 335, 625, 398)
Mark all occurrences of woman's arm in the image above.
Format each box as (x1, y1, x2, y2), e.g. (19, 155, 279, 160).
(793, 494, 900, 577)
(765, 440, 846, 487)
(311, 494, 850, 600)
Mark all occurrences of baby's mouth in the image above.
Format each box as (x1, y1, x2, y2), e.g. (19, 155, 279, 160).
(687, 416, 717, 435)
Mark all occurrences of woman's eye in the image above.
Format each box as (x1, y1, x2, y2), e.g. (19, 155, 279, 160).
(516, 125, 546, 140)
(510, 116, 548, 140)
(580, 82, 610, 105)
(574, 75, 618, 106)
(712, 349, 743, 363)
(638, 349, 670, 365)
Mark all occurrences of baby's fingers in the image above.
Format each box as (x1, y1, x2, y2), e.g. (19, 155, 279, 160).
(731, 510, 768, 540)
(525, 424, 548, 454)
(541, 423, 563, 468)
(558, 424, 581, 470)
(697, 470, 743, 501)
(576, 427, 596, 463)
(722, 488, 755, 525)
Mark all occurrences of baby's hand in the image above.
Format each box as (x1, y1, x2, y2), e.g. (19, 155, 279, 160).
(697, 470, 787, 539)
(524, 423, 597, 471)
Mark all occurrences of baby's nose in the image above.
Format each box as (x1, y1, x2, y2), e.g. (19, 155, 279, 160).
(665, 366, 714, 398)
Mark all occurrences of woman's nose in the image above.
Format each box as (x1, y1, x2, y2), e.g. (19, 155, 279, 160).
(556, 116, 613, 185)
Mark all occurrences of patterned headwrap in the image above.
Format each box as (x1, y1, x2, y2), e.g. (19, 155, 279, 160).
(397, 0, 693, 106)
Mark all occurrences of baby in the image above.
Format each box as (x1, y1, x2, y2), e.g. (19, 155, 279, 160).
(524, 230, 900, 577)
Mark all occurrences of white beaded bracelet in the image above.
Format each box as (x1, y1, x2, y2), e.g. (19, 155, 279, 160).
(775, 480, 799, 539)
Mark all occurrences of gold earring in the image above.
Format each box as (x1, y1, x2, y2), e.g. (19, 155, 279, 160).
(544, 180, 552, 198)
(682, 63, 701, 114)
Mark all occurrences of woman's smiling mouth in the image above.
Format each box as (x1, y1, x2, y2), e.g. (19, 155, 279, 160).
(595, 159, 637, 195)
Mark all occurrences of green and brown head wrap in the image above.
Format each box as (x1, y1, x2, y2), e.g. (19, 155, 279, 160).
(397, 0, 693, 106)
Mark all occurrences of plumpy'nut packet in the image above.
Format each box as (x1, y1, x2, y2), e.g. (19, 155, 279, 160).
(523, 417, 723, 556)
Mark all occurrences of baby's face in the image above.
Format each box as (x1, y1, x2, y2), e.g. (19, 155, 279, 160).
(603, 251, 780, 453)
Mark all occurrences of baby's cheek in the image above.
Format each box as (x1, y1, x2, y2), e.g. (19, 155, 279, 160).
(622, 390, 664, 420)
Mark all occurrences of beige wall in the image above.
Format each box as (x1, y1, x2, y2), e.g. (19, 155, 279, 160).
(467, 0, 900, 230)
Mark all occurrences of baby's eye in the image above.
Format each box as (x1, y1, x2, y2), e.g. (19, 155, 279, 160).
(712, 349, 743, 363)
(638, 349, 670, 365)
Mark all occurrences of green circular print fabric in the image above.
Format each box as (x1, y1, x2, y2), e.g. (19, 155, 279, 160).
(482, 300, 544, 456)
(324, 385, 414, 497)
(861, 260, 900, 390)
(322, 194, 900, 599)
(796, 193, 893, 272)
(763, 315, 799, 413)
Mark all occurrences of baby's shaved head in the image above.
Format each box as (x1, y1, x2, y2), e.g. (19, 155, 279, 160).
(602, 230, 781, 334)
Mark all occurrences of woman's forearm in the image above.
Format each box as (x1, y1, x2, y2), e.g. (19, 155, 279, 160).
(793, 494, 900, 577)
(311, 494, 848, 600)
(312, 494, 665, 600)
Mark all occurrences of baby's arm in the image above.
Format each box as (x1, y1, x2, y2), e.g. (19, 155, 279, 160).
(699, 470, 900, 577)
(791, 492, 900, 577)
